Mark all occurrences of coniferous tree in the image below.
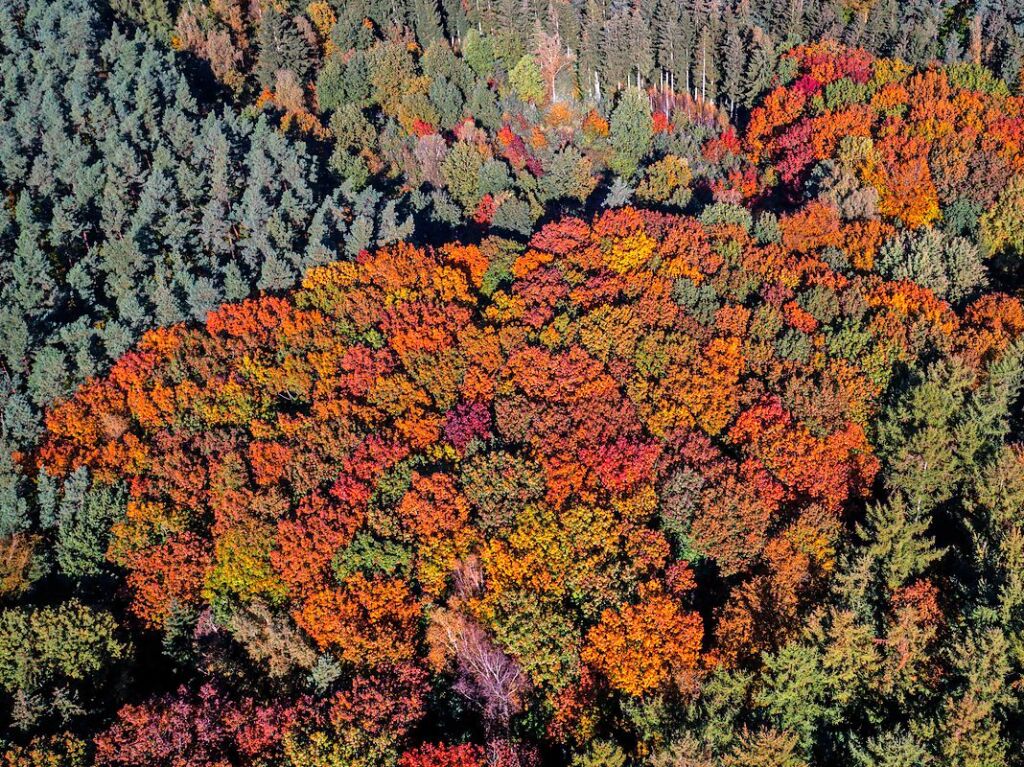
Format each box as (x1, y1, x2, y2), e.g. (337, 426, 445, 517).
(414, 0, 446, 47)
(721, 9, 745, 116)
(609, 87, 653, 177)
(256, 7, 313, 90)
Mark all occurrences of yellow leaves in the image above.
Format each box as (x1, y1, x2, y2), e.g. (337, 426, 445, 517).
(666, 336, 745, 436)
(368, 374, 431, 417)
(980, 174, 1024, 257)
(108, 501, 187, 565)
(636, 155, 693, 205)
(480, 506, 566, 601)
(306, 347, 343, 382)
(0, 534, 37, 599)
(195, 379, 258, 427)
(302, 261, 359, 291)
(858, 141, 940, 229)
(612, 485, 659, 525)
(306, 1, 337, 54)
(299, 262, 360, 315)
(406, 348, 467, 412)
(782, 512, 838, 577)
(870, 56, 912, 88)
(431, 264, 474, 304)
(604, 230, 658, 275)
(423, 442, 460, 463)
(538, 324, 562, 349)
(417, 528, 481, 600)
(577, 305, 642, 362)
(205, 521, 289, 605)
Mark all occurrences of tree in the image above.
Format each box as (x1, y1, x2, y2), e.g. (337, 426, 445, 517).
(980, 174, 1024, 259)
(413, 0, 445, 47)
(609, 88, 653, 178)
(428, 610, 530, 729)
(582, 583, 702, 697)
(400, 743, 485, 767)
(510, 54, 546, 103)
(534, 27, 575, 103)
(95, 683, 302, 767)
(0, 602, 130, 729)
(721, 10, 745, 116)
(442, 142, 487, 209)
(256, 7, 314, 89)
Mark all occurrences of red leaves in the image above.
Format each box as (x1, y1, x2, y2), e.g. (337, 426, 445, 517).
(400, 743, 485, 767)
(793, 74, 822, 96)
(789, 42, 873, 85)
(747, 41, 1024, 218)
(96, 684, 303, 766)
(729, 397, 878, 513)
(703, 126, 741, 163)
(444, 401, 492, 452)
(37, 197, 1024, 720)
(330, 664, 429, 738)
(411, 118, 436, 137)
(473, 194, 497, 225)
(651, 111, 673, 134)
(247, 441, 292, 486)
(205, 295, 293, 342)
(114, 532, 211, 628)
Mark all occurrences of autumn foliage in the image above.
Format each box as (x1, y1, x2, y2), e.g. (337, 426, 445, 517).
(37, 184, 1020, 745)
(27, 42, 1024, 766)
(745, 42, 1024, 242)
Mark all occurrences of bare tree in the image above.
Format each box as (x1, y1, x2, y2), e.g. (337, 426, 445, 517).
(428, 609, 530, 730)
(534, 24, 575, 103)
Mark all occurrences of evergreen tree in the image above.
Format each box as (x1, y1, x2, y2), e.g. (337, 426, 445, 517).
(609, 87, 653, 178)
(256, 7, 313, 90)
(414, 0, 446, 47)
(721, 9, 746, 116)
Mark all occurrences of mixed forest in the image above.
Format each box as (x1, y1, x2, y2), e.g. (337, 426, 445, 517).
(5, 0, 1024, 765)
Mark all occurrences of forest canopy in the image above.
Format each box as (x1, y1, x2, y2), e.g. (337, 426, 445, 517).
(5, 0, 1024, 766)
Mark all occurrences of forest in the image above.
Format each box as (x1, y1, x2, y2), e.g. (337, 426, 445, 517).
(3, 0, 1024, 765)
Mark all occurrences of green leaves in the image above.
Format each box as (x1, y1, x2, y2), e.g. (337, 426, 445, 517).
(0, 601, 129, 727)
(609, 88, 653, 180)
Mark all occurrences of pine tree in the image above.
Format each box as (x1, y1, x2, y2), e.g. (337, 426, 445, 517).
(743, 29, 778, 106)
(579, 0, 606, 100)
(256, 8, 313, 90)
(414, 0, 445, 47)
(654, 0, 686, 91)
(52, 468, 124, 580)
(721, 9, 745, 117)
(853, 495, 944, 596)
(609, 87, 652, 178)
(601, 9, 634, 89)
(627, 6, 655, 86)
